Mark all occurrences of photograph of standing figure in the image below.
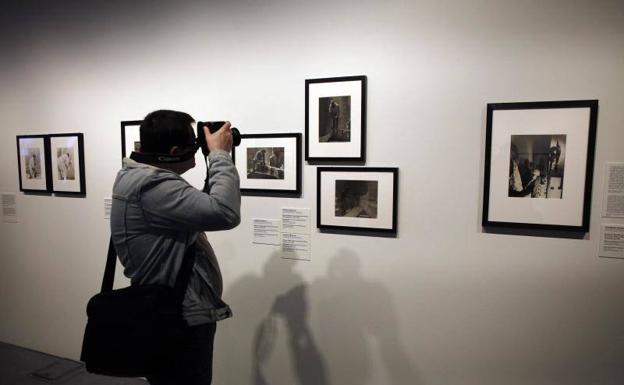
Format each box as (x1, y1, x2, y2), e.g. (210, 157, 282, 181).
(508, 134, 566, 199)
(16, 135, 51, 193)
(56, 147, 76, 180)
(306, 75, 366, 162)
(48, 133, 85, 195)
(24, 148, 42, 179)
(319, 96, 351, 142)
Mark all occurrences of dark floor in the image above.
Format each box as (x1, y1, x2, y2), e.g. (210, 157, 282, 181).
(0, 342, 146, 385)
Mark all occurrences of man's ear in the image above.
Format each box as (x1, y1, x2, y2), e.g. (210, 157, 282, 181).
(169, 145, 179, 155)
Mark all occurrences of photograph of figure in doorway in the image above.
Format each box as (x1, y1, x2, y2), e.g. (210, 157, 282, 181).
(319, 95, 351, 142)
(23, 148, 42, 179)
(246, 147, 285, 179)
(56, 147, 76, 180)
(508, 134, 566, 199)
(335, 180, 378, 218)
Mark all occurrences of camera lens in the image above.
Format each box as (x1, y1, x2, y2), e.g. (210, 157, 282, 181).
(231, 127, 241, 146)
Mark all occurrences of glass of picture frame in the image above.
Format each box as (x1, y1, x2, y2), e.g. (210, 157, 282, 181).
(49, 133, 86, 195)
(317, 167, 398, 236)
(233, 133, 302, 197)
(482, 100, 598, 232)
(16, 135, 51, 193)
(121, 120, 143, 161)
(305, 75, 366, 163)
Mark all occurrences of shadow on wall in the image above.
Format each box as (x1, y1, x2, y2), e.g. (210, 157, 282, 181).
(312, 250, 419, 385)
(253, 281, 328, 385)
(218, 249, 419, 385)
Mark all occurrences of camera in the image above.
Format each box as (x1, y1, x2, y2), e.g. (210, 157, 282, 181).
(196, 121, 242, 156)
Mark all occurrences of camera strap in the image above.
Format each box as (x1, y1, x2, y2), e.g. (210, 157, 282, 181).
(129, 148, 197, 164)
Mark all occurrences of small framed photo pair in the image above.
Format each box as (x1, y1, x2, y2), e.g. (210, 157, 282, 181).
(49, 133, 86, 196)
(232, 133, 302, 197)
(305, 75, 366, 163)
(317, 167, 398, 236)
(121, 120, 143, 160)
(16, 135, 52, 193)
(483, 100, 598, 233)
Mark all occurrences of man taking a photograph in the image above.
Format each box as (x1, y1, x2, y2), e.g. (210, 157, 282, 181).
(110, 109, 241, 385)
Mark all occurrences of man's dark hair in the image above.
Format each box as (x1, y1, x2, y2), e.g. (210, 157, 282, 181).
(140, 110, 196, 153)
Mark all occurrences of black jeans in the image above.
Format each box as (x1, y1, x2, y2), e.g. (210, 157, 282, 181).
(147, 322, 217, 385)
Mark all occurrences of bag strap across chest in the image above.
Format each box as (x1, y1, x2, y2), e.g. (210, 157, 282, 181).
(100, 237, 196, 302)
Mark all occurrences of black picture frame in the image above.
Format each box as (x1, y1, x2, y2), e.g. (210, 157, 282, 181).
(16, 134, 52, 193)
(317, 167, 398, 237)
(305, 75, 367, 163)
(482, 100, 598, 233)
(121, 120, 143, 161)
(232, 133, 302, 197)
(48, 133, 86, 196)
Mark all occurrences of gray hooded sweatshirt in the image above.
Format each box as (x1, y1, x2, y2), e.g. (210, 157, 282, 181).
(110, 150, 241, 326)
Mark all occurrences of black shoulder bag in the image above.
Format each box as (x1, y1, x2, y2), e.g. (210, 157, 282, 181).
(80, 237, 196, 377)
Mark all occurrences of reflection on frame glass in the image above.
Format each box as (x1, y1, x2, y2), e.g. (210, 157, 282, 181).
(121, 120, 143, 162)
(306, 76, 366, 162)
(483, 100, 598, 233)
(16, 135, 51, 193)
(233, 133, 302, 197)
(317, 167, 398, 236)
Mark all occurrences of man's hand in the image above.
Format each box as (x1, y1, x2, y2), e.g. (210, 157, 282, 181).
(204, 121, 233, 153)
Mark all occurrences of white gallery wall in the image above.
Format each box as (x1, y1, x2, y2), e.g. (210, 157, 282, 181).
(1, 1, 623, 384)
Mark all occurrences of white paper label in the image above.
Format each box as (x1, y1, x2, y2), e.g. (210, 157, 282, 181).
(281, 207, 311, 260)
(602, 163, 624, 218)
(253, 219, 281, 246)
(282, 208, 310, 234)
(599, 224, 624, 259)
(1, 193, 18, 223)
(281, 233, 311, 261)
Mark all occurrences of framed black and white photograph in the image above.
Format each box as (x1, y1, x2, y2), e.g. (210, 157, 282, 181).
(483, 100, 598, 232)
(121, 120, 142, 160)
(306, 76, 366, 162)
(317, 167, 398, 236)
(49, 133, 86, 195)
(233, 133, 302, 197)
(16, 135, 51, 193)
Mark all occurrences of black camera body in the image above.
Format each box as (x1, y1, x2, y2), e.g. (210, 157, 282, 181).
(196, 121, 242, 156)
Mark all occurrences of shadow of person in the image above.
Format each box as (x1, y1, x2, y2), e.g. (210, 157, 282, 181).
(311, 249, 420, 385)
(216, 252, 328, 385)
(253, 283, 329, 385)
